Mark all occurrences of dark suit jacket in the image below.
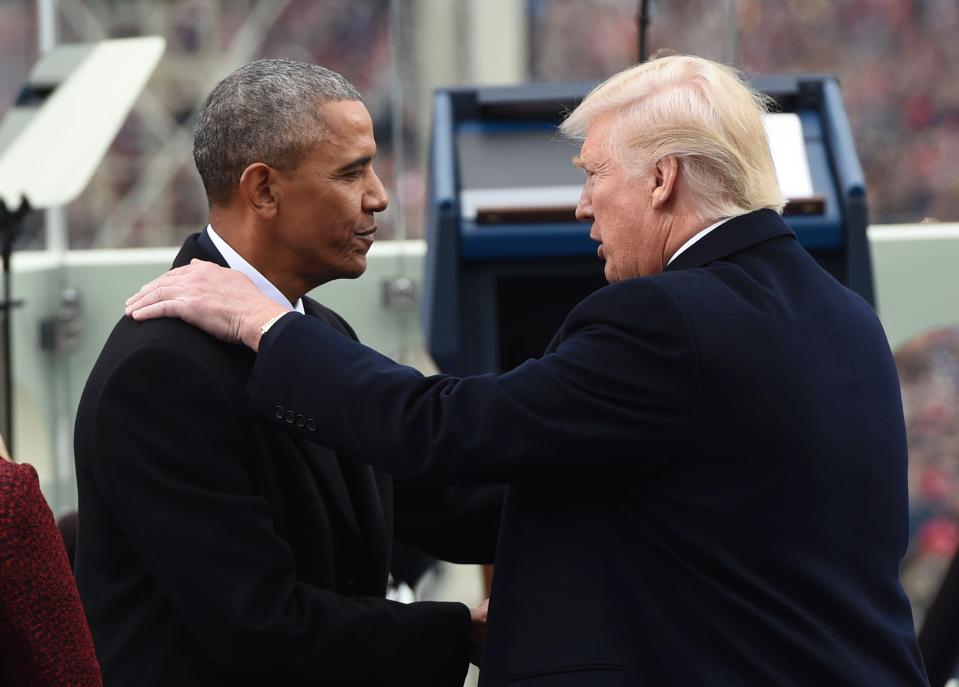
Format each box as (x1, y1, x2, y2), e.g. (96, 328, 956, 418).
(0, 460, 102, 686)
(74, 233, 502, 686)
(247, 210, 928, 686)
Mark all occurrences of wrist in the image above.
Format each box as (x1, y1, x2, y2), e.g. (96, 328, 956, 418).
(246, 306, 288, 352)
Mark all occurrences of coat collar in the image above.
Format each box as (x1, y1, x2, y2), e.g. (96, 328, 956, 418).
(174, 231, 227, 269)
(664, 209, 795, 273)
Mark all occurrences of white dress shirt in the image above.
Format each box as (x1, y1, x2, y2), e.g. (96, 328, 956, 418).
(206, 224, 305, 315)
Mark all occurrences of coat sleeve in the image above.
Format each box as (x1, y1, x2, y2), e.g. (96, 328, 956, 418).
(393, 482, 504, 564)
(317, 300, 506, 564)
(248, 280, 700, 484)
(91, 342, 471, 686)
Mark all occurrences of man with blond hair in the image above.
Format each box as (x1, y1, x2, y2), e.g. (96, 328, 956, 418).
(128, 55, 928, 686)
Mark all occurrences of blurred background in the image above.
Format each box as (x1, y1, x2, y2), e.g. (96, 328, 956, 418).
(2, 0, 958, 652)
(2, 0, 957, 250)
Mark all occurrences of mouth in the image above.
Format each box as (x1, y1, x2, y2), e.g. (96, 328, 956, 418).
(354, 225, 377, 238)
(596, 244, 605, 260)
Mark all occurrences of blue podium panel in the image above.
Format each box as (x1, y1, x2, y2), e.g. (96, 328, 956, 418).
(424, 77, 872, 375)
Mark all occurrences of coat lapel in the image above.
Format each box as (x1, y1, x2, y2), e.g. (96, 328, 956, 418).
(184, 231, 379, 550)
(665, 209, 795, 272)
(293, 437, 365, 542)
(301, 297, 389, 577)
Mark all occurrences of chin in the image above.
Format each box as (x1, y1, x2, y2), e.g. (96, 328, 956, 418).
(334, 255, 367, 279)
(342, 261, 367, 280)
(354, 259, 368, 275)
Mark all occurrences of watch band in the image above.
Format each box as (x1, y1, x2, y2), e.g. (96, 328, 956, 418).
(259, 311, 289, 336)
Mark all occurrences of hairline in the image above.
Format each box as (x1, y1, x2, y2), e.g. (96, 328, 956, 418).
(193, 59, 363, 207)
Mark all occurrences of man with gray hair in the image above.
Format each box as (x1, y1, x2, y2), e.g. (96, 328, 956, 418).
(75, 59, 500, 686)
(128, 55, 928, 685)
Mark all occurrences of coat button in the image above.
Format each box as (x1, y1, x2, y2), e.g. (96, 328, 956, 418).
(285, 410, 295, 424)
(274, 405, 284, 419)
(296, 414, 305, 428)
(306, 418, 317, 432)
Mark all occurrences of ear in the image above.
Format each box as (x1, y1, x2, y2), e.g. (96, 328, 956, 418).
(238, 163, 279, 219)
(650, 156, 680, 210)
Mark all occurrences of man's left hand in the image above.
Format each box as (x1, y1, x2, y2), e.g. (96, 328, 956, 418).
(469, 598, 489, 667)
(125, 259, 287, 351)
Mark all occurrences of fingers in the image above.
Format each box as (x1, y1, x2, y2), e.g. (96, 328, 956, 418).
(128, 297, 184, 322)
(125, 266, 193, 310)
(125, 281, 187, 317)
(125, 261, 225, 315)
(121, 260, 265, 344)
(470, 598, 489, 623)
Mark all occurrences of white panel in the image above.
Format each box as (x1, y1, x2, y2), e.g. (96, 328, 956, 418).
(763, 112, 815, 200)
(0, 37, 165, 210)
(460, 185, 583, 219)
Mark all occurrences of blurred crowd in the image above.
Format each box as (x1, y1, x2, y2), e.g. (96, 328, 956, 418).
(532, 0, 959, 224)
(897, 328, 959, 623)
(0, 0, 397, 248)
(0, 0, 955, 248)
(1, 0, 956, 248)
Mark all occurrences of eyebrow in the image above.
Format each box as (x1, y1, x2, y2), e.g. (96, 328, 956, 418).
(571, 155, 584, 169)
(335, 154, 373, 174)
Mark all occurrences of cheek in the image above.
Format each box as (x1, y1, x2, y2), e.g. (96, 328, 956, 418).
(592, 184, 628, 223)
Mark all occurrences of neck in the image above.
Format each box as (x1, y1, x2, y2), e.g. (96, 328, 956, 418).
(661, 213, 710, 267)
(208, 208, 308, 304)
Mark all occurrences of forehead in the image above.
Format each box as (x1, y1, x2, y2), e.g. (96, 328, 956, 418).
(318, 99, 373, 134)
(310, 100, 376, 161)
(579, 112, 615, 164)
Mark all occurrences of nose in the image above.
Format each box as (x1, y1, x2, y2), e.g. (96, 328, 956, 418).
(575, 180, 593, 223)
(364, 169, 389, 213)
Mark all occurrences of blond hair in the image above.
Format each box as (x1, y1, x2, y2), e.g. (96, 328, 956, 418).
(560, 55, 786, 219)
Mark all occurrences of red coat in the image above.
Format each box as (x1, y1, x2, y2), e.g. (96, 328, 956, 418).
(0, 460, 101, 686)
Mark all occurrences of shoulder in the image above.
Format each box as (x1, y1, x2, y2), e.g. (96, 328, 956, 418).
(0, 459, 40, 498)
(80, 316, 251, 419)
(103, 312, 236, 357)
(0, 461, 45, 536)
(565, 276, 693, 335)
(98, 314, 250, 379)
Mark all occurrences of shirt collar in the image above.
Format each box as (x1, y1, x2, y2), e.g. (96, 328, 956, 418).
(205, 224, 305, 314)
(666, 215, 737, 267)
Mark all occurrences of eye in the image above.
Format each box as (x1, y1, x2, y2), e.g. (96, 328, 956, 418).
(338, 167, 366, 181)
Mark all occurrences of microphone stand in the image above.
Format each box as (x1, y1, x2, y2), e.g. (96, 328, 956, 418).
(637, 0, 652, 62)
(0, 198, 30, 455)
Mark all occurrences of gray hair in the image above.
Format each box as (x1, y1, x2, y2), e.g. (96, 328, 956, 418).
(193, 59, 361, 206)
